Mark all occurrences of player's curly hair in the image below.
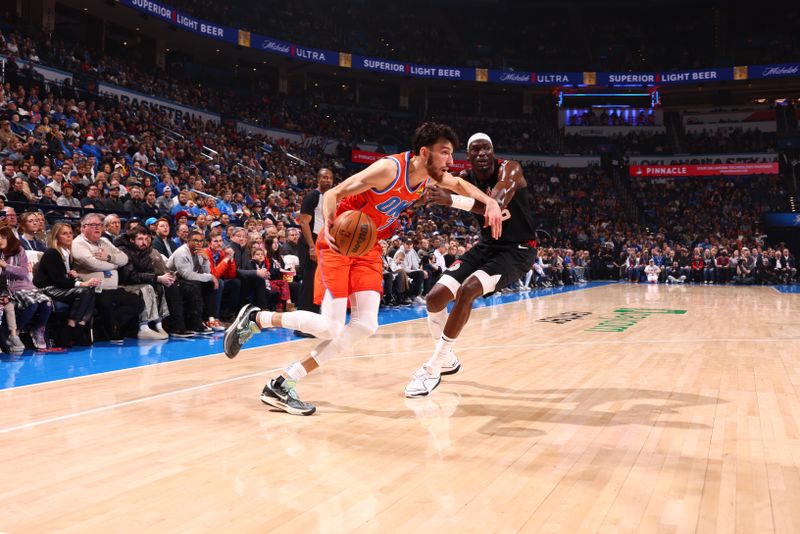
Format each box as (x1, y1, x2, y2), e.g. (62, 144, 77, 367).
(411, 122, 459, 155)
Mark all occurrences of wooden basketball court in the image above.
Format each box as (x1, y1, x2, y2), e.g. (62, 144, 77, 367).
(1, 284, 799, 533)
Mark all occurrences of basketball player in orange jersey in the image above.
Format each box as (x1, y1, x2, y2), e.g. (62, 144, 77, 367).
(224, 123, 503, 415)
(404, 132, 537, 397)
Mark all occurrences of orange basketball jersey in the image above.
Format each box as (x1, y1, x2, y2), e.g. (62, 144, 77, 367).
(336, 151, 427, 240)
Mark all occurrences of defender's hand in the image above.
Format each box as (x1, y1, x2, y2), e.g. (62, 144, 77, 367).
(484, 198, 503, 239)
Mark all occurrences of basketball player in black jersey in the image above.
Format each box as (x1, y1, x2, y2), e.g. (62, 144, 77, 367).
(405, 132, 537, 397)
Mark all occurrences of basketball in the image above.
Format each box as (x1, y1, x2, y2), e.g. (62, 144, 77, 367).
(331, 210, 377, 257)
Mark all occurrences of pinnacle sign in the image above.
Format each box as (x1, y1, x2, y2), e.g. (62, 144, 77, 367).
(586, 308, 687, 333)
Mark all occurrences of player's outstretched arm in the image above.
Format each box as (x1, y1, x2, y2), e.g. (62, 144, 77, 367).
(321, 158, 396, 251)
(432, 161, 526, 210)
(437, 172, 503, 238)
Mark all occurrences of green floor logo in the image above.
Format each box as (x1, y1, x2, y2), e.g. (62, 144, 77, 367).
(586, 308, 687, 333)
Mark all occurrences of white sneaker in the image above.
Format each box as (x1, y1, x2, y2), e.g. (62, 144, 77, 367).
(413, 296, 426, 305)
(440, 352, 461, 376)
(404, 367, 442, 398)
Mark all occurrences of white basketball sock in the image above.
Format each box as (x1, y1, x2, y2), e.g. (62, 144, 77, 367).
(255, 311, 275, 328)
(284, 361, 308, 381)
(424, 335, 456, 375)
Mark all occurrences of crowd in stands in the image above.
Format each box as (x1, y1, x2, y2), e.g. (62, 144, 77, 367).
(681, 128, 776, 154)
(564, 128, 776, 156)
(562, 131, 671, 155)
(2, 26, 783, 160)
(591, 243, 797, 286)
(0, 21, 796, 355)
(629, 174, 784, 244)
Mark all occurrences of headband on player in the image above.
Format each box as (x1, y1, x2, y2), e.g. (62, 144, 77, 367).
(467, 132, 493, 148)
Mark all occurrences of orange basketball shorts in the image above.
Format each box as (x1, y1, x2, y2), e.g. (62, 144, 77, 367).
(314, 241, 384, 304)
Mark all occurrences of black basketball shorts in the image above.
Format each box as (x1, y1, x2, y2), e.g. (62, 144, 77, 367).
(441, 241, 536, 294)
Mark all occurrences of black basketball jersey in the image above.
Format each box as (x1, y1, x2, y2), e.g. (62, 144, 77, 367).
(464, 159, 537, 245)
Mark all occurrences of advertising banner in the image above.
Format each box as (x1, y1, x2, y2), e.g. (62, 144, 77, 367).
(486, 71, 582, 85)
(533, 72, 583, 85)
(488, 70, 533, 84)
(627, 153, 778, 165)
(748, 63, 800, 80)
(248, 34, 292, 57)
(120, 0, 236, 43)
(657, 68, 733, 84)
(629, 163, 779, 177)
(596, 72, 658, 85)
(291, 45, 339, 66)
(351, 57, 473, 81)
(98, 82, 221, 124)
(352, 55, 407, 75)
(406, 63, 473, 81)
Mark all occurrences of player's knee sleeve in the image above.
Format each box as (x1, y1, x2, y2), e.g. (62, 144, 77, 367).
(343, 290, 380, 343)
(471, 270, 502, 295)
(310, 339, 338, 365)
(435, 274, 461, 298)
(343, 318, 377, 346)
(280, 311, 333, 339)
(312, 291, 378, 364)
(321, 291, 348, 339)
(313, 323, 372, 365)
